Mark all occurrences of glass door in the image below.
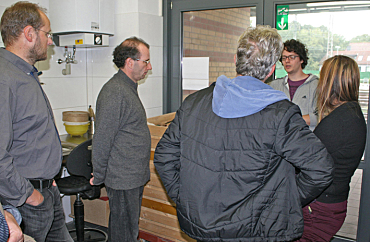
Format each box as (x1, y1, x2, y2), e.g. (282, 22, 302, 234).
(182, 7, 256, 99)
(163, 0, 263, 112)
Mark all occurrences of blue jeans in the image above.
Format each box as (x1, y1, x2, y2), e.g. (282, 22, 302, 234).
(106, 186, 144, 242)
(18, 185, 72, 242)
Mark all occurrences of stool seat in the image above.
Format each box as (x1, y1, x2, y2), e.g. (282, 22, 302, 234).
(58, 176, 91, 195)
(56, 139, 107, 242)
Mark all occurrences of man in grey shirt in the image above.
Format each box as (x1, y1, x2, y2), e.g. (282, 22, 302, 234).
(269, 39, 318, 130)
(90, 37, 152, 242)
(0, 2, 72, 241)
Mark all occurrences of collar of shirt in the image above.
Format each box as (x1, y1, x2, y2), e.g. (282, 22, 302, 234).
(118, 69, 138, 90)
(30, 66, 43, 78)
(0, 48, 35, 76)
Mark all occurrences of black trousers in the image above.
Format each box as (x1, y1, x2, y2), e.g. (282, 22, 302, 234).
(106, 186, 144, 242)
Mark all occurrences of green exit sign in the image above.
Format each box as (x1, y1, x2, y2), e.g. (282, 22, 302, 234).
(276, 5, 289, 30)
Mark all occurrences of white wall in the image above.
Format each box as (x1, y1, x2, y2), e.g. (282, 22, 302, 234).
(0, 0, 164, 135)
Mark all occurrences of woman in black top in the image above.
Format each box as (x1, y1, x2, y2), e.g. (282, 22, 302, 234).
(296, 55, 366, 242)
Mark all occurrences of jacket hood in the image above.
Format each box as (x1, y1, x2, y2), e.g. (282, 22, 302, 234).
(212, 75, 289, 118)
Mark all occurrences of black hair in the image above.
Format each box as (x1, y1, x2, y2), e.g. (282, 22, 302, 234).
(113, 37, 150, 68)
(280, 39, 309, 69)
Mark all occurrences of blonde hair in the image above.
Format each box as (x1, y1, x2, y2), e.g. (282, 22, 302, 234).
(317, 55, 360, 121)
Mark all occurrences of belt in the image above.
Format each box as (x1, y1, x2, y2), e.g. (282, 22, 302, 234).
(29, 179, 53, 191)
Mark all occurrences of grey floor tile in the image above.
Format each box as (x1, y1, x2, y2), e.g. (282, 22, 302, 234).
(347, 199, 360, 209)
(343, 214, 359, 225)
(335, 168, 363, 241)
(338, 222, 357, 235)
(336, 231, 356, 240)
(347, 206, 360, 216)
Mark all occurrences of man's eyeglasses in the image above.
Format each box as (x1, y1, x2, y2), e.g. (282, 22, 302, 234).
(281, 55, 299, 61)
(135, 59, 150, 65)
(36, 28, 53, 39)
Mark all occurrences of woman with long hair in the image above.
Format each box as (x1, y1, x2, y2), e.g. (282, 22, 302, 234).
(296, 55, 367, 241)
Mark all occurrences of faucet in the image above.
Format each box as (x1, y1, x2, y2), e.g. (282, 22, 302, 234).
(58, 46, 78, 75)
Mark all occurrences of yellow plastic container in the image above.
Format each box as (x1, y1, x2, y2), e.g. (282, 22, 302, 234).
(64, 123, 89, 136)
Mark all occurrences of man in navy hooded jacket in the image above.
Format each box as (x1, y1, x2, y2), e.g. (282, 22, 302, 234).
(154, 25, 334, 242)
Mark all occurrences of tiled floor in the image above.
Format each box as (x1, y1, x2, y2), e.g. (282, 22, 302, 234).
(335, 169, 362, 240)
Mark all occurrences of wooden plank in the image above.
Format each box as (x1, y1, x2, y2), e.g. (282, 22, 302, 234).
(147, 112, 176, 126)
(140, 228, 175, 242)
(139, 230, 174, 242)
(148, 125, 168, 137)
(149, 160, 165, 177)
(140, 207, 179, 228)
(149, 165, 163, 183)
(147, 172, 166, 188)
(143, 185, 174, 205)
(151, 148, 155, 160)
(151, 136, 161, 149)
(150, 160, 157, 173)
(139, 218, 195, 242)
(142, 197, 177, 216)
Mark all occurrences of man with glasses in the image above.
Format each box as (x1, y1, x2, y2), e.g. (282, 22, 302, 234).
(90, 37, 152, 242)
(0, 2, 72, 241)
(269, 39, 318, 130)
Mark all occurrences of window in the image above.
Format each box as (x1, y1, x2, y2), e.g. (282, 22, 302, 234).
(275, 3, 370, 124)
